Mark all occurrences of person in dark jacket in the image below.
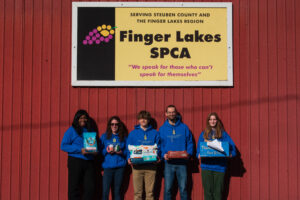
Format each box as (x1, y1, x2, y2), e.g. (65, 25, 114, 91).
(197, 112, 237, 200)
(100, 116, 128, 200)
(127, 110, 161, 200)
(159, 105, 194, 200)
(61, 109, 97, 200)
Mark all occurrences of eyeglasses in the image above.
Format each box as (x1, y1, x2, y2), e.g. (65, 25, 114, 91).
(110, 123, 119, 126)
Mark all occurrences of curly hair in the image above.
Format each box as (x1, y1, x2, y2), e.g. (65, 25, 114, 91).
(106, 116, 127, 142)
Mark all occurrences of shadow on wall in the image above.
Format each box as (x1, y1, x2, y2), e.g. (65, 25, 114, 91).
(188, 132, 200, 200)
(150, 117, 158, 129)
(120, 165, 132, 200)
(223, 147, 246, 200)
(90, 117, 103, 200)
(219, 118, 246, 200)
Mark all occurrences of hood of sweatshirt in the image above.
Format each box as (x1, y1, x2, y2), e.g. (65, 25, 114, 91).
(133, 124, 153, 131)
(163, 115, 182, 127)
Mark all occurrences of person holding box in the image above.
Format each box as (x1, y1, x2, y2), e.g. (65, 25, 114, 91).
(127, 110, 161, 200)
(197, 112, 237, 200)
(100, 116, 128, 200)
(159, 105, 194, 200)
(61, 109, 97, 200)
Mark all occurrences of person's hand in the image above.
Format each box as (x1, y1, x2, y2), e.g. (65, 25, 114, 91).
(116, 150, 122, 155)
(156, 157, 161, 164)
(106, 146, 114, 154)
(82, 148, 98, 155)
(198, 154, 200, 159)
(164, 154, 169, 160)
(128, 158, 132, 165)
(81, 148, 88, 155)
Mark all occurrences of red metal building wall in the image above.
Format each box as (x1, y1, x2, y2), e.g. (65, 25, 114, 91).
(0, 0, 299, 199)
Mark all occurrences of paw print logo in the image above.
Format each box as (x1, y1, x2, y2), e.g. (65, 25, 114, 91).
(83, 24, 116, 45)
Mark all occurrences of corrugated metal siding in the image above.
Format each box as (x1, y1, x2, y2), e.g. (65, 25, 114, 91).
(0, 0, 299, 199)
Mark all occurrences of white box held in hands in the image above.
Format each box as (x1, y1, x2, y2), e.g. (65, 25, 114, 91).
(128, 144, 158, 164)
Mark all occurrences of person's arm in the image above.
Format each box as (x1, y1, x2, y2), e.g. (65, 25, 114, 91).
(156, 132, 161, 157)
(116, 138, 126, 157)
(197, 132, 204, 159)
(126, 133, 132, 160)
(159, 127, 167, 160)
(126, 136, 133, 165)
(101, 135, 109, 156)
(97, 136, 101, 153)
(61, 128, 82, 154)
(155, 132, 161, 161)
(225, 132, 237, 157)
(186, 128, 194, 157)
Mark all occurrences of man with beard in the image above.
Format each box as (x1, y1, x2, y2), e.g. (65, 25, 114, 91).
(159, 105, 194, 200)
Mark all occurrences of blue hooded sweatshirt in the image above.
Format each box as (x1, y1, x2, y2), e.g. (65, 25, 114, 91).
(126, 125, 161, 160)
(100, 133, 127, 169)
(61, 126, 95, 160)
(159, 117, 194, 164)
(196, 130, 237, 172)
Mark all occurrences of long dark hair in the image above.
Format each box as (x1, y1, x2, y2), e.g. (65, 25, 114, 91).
(106, 116, 127, 142)
(72, 109, 92, 136)
(204, 112, 224, 140)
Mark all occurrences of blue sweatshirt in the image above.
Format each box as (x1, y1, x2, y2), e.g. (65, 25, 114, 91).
(126, 125, 161, 160)
(196, 130, 237, 172)
(159, 117, 194, 164)
(61, 126, 95, 160)
(100, 133, 127, 169)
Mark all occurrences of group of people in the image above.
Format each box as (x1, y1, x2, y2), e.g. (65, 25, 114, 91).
(61, 105, 237, 200)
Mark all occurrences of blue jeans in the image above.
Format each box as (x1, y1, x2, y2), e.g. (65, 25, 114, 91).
(102, 167, 125, 200)
(164, 162, 188, 200)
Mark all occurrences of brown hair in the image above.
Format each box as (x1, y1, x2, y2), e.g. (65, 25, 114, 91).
(137, 110, 151, 121)
(165, 105, 177, 113)
(203, 112, 223, 140)
(106, 116, 127, 142)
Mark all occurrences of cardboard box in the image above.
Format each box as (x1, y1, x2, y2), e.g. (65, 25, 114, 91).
(83, 132, 98, 152)
(128, 144, 158, 164)
(167, 151, 189, 159)
(199, 142, 229, 157)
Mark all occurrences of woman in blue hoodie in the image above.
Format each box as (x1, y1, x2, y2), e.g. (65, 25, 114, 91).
(197, 112, 237, 200)
(61, 109, 97, 200)
(100, 116, 128, 200)
(127, 110, 161, 200)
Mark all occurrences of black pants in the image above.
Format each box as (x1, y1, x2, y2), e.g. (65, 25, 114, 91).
(68, 156, 96, 200)
(102, 167, 125, 200)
